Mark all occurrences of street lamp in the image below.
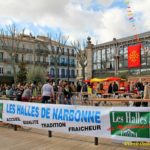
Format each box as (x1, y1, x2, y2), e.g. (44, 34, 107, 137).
(142, 40, 150, 73)
(113, 38, 119, 76)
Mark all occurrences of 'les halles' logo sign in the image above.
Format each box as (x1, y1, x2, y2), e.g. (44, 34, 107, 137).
(110, 111, 150, 138)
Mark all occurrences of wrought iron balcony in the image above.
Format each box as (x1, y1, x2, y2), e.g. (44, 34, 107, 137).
(60, 74, 66, 78)
(35, 61, 49, 66)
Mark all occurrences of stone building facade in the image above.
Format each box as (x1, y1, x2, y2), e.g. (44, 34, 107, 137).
(86, 31, 150, 80)
(0, 34, 76, 83)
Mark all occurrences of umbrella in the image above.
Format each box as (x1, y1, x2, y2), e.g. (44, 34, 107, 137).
(106, 77, 123, 81)
(83, 79, 91, 83)
(90, 78, 107, 83)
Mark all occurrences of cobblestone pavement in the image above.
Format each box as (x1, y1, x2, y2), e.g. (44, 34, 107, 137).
(0, 125, 149, 150)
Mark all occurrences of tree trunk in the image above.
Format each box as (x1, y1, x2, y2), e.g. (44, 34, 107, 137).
(12, 61, 17, 86)
(82, 65, 85, 80)
(54, 61, 58, 85)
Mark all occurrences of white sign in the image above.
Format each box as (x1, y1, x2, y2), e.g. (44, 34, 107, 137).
(2, 100, 150, 141)
(0, 100, 2, 121)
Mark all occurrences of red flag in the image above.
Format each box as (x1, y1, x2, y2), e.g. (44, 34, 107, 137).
(128, 44, 141, 68)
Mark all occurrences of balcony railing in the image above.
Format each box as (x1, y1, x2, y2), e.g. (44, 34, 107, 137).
(60, 74, 66, 78)
(70, 64, 76, 67)
(36, 49, 49, 54)
(59, 63, 67, 66)
(49, 74, 76, 78)
(0, 58, 50, 66)
(35, 61, 49, 66)
(0, 72, 12, 76)
(3, 58, 11, 63)
(50, 62, 55, 65)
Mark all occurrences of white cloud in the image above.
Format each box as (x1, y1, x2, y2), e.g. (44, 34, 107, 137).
(97, 0, 114, 7)
(0, 17, 13, 26)
(131, 0, 150, 33)
(0, 0, 149, 44)
(24, 28, 31, 35)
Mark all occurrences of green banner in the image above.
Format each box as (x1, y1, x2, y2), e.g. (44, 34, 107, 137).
(0, 103, 3, 121)
(110, 111, 150, 138)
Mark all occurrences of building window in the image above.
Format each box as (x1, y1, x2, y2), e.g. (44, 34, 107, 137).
(97, 63, 101, 69)
(147, 49, 150, 56)
(124, 60, 128, 67)
(61, 69, 65, 77)
(22, 54, 24, 62)
(28, 54, 32, 63)
(0, 52, 3, 62)
(71, 70, 75, 77)
(77, 70, 79, 76)
(106, 48, 111, 61)
(56, 47, 59, 54)
(70, 59, 75, 66)
(62, 48, 64, 55)
(76, 61, 79, 67)
(43, 56, 46, 62)
(124, 46, 128, 59)
(50, 56, 55, 65)
(147, 57, 150, 65)
(7, 67, 11, 75)
(57, 69, 59, 77)
(0, 67, 3, 75)
(7, 71, 11, 75)
(101, 62, 106, 70)
(51, 46, 55, 53)
(119, 61, 124, 68)
(64, 48, 67, 53)
(15, 54, 18, 63)
(37, 56, 40, 62)
(22, 44, 25, 50)
(60, 57, 65, 64)
(141, 57, 146, 66)
(93, 51, 97, 63)
(106, 62, 111, 69)
(66, 69, 70, 77)
(67, 48, 70, 55)
(49, 56, 51, 65)
(119, 47, 124, 60)
(72, 49, 74, 55)
(80, 70, 83, 76)
(93, 64, 97, 70)
(50, 68, 55, 77)
(111, 47, 116, 56)
(97, 50, 101, 63)
(102, 49, 106, 61)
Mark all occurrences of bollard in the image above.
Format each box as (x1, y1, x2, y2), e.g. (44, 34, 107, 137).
(14, 125, 17, 131)
(48, 130, 52, 137)
(94, 103, 99, 145)
(94, 137, 98, 145)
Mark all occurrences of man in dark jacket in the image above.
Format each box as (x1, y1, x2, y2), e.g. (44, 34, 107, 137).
(113, 82, 118, 95)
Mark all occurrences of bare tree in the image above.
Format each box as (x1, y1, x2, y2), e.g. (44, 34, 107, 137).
(0, 24, 24, 85)
(36, 32, 69, 84)
(71, 40, 87, 80)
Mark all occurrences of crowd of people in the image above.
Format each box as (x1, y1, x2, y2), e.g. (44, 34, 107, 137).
(0, 79, 150, 107)
(0, 79, 81, 105)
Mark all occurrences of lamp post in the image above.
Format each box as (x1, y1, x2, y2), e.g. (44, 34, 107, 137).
(143, 40, 150, 73)
(113, 38, 119, 76)
(67, 48, 70, 83)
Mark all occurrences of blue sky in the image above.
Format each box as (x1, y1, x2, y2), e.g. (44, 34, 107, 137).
(0, 0, 149, 44)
